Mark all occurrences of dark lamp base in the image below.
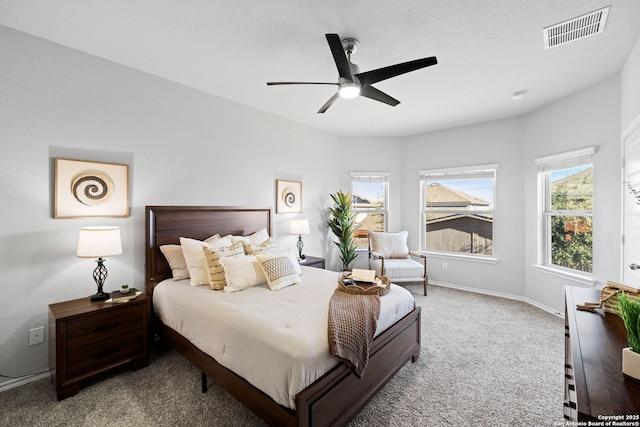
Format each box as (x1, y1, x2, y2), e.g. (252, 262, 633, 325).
(90, 291, 110, 302)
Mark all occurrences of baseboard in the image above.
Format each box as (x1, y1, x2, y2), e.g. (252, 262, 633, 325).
(429, 280, 564, 318)
(0, 370, 51, 393)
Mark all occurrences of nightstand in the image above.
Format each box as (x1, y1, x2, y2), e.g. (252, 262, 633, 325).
(299, 255, 325, 269)
(48, 293, 151, 400)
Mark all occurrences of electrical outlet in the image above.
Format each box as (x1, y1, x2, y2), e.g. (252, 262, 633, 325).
(442, 262, 448, 271)
(29, 326, 44, 346)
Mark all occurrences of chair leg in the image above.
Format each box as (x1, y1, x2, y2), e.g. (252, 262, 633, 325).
(423, 276, 428, 296)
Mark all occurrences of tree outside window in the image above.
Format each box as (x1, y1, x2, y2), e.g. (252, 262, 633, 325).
(546, 165, 593, 273)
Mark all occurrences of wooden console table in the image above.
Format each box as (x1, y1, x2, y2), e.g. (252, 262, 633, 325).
(564, 286, 640, 421)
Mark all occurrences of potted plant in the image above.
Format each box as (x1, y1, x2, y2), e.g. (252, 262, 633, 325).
(618, 292, 640, 382)
(120, 284, 130, 294)
(327, 191, 357, 271)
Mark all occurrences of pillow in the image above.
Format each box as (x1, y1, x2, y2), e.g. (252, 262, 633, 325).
(242, 237, 277, 256)
(221, 256, 267, 293)
(203, 242, 245, 290)
(180, 235, 233, 286)
(369, 231, 410, 259)
(287, 247, 302, 275)
(257, 252, 302, 291)
(229, 228, 270, 246)
(159, 244, 189, 280)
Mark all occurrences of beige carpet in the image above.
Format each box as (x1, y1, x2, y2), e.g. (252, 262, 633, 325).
(0, 285, 564, 426)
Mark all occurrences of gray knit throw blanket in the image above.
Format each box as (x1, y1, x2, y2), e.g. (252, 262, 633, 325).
(328, 290, 381, 378)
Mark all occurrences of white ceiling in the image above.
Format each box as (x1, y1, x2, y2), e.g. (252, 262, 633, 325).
(1, 0, 639, 137)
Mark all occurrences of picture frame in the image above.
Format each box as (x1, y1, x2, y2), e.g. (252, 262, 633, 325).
(276, 180, 302, 213)
(54, 158, 129, 218)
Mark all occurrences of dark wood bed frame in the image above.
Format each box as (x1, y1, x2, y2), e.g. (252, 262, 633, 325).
(145, 206, 421, 427)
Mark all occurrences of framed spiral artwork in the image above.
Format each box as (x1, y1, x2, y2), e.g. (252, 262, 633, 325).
(54, 158, 129, 218)
(276, 180, 302, 213)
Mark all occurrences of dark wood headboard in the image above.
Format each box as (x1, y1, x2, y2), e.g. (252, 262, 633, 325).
(145, 206, 272, 295)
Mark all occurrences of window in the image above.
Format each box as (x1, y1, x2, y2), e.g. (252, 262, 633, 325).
(420, 164, 497, 256)
(536, 147, 594, 274)
(350, 172, 388, 248)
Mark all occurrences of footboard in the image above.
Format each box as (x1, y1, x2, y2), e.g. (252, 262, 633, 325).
(158, 306, 420, 427)
(296, 306, 421, 427)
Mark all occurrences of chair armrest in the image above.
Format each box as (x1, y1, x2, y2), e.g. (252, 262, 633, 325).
(409, 251, 427, 259)
(370, 251, 385, 260)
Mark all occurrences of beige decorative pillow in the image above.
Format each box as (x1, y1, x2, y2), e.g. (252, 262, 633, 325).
(229, 228, 270, 246)
(160, 244, 189, 280)
(257, 252, 302, 291)
(203, 242, 245, 290)
(242, 237, 277, 256)
(220, 256, 267, 293)
(180, 235, 232, 286)
(369, 231, 410, 259)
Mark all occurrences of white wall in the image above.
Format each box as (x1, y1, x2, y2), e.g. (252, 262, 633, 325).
(335, 137, 404, 271)
(522, 75, 622, 313)
(0, 26, 341, 378)
(621, 33, 640, 130)
(400, 118, 527, 299)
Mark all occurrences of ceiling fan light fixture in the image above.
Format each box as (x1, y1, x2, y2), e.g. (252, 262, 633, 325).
(339, 82, 360, 99)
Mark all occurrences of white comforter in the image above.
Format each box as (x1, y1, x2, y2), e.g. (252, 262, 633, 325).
(153, 266, 415, 408)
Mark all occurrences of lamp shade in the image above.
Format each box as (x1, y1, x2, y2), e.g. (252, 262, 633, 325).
(77, 226, 122, 258)
(289, 219, 310, 235)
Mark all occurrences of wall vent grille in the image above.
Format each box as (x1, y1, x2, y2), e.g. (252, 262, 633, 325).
(544, 7, 609, 49)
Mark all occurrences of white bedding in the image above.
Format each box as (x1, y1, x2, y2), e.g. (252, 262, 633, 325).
(153, 266, 415, 409)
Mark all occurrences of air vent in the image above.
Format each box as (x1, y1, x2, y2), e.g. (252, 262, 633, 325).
(544, 6, 609, 49)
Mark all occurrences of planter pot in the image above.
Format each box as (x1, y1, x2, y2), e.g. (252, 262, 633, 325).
(622, 347, 640, 382)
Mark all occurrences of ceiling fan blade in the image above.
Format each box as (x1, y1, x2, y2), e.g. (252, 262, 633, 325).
(317, 92, 340, 114)
(356, 56, 438, 87)
(325, 34, 353, 81)
(360, 86, 400, 107)
(267, 82, 338, 86)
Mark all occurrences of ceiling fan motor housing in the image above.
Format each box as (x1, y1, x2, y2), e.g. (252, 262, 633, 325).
(341, 37, 359, 55)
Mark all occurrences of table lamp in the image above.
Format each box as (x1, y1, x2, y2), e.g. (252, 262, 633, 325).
(290, 219, 310, 260)
(77, 226, 122, 301)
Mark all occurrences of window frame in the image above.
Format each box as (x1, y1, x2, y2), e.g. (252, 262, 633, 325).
(349, 172, 389, 248)
(535, 147, 595, 280)
(420, 164, 498, 258)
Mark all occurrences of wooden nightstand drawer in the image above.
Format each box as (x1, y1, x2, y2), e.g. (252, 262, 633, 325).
(66, 329, 144, 378)
(66, 304, 143, 341)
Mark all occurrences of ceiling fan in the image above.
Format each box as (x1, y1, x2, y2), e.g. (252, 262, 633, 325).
(266, 33, 438, 113)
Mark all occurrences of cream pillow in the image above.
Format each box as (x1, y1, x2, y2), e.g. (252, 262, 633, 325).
(159, 244, 189, 280)
(257, 252, 302, 291)
(220, 256, 267, 293)
(369, 231, 410, 259)
(203, 242, 245, 290)
(229, 228, 270, 246)
(180, 235, 232, 286)
(242, 237, 277, 256)
(287, 247, 302, 275)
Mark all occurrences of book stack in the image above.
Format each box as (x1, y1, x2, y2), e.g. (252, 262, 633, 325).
(109, 288, 141, 303)
(340, 269, 389, 295)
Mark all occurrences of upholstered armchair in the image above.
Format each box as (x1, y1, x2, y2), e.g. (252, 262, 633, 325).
(368, 231, 428, 296)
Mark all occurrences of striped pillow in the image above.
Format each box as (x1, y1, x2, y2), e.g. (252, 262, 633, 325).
(203, 242, 245, 290)
(242, 237, 277, 255)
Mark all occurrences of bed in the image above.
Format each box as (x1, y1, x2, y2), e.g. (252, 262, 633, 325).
(145, 206, 422, 427)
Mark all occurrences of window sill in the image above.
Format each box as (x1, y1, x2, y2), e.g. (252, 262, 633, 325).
(534, 264, 596, 286)
(423, 251, 498, 265)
